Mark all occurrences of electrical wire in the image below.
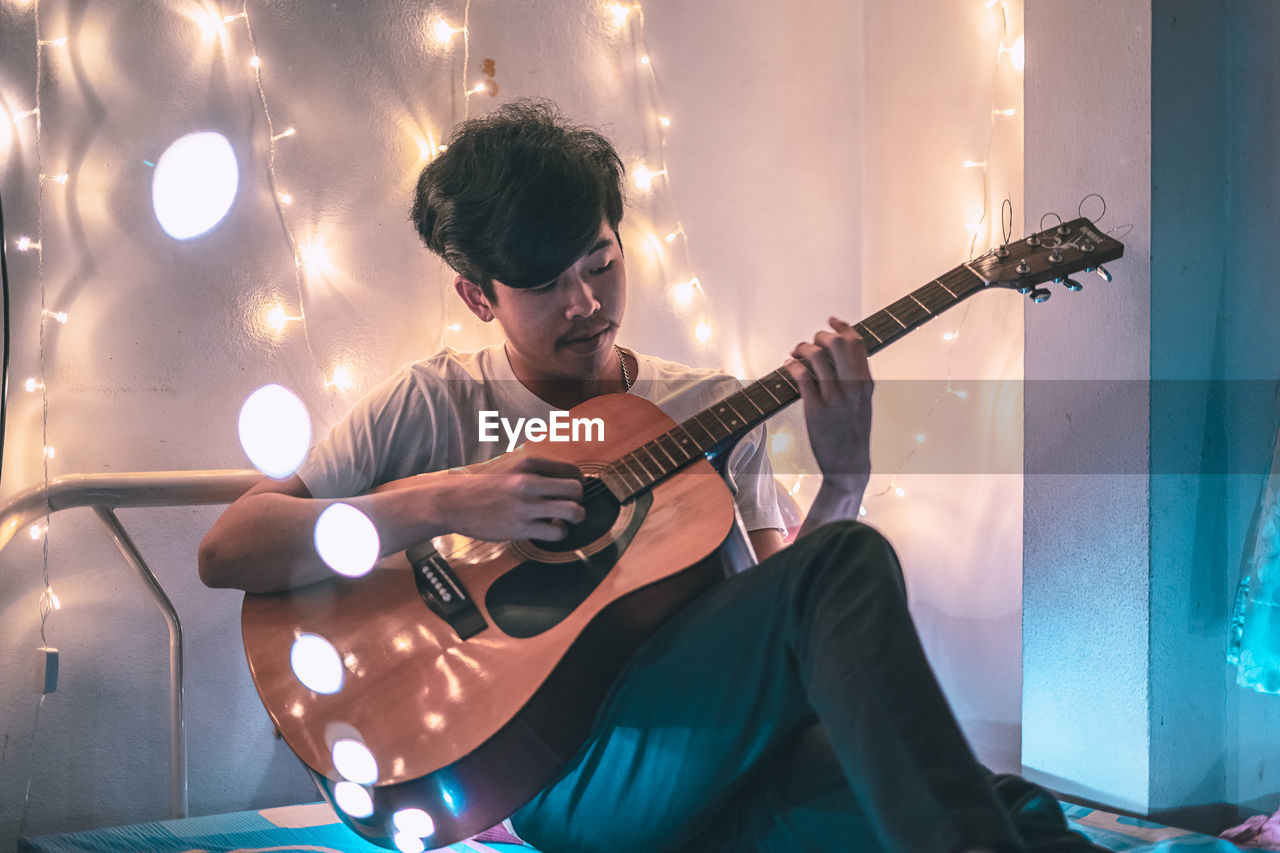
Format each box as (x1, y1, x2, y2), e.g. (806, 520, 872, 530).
(0, 192, 11, 489)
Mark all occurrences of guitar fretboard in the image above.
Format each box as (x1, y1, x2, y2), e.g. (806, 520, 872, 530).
(599, 263, 987, 502)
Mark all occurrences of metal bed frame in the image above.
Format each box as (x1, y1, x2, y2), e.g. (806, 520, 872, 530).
(0, 469, 261, 819)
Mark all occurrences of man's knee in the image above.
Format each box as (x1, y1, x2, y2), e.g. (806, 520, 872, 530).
(796, 521, 906, 595)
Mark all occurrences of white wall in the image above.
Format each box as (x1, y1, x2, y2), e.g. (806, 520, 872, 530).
(0, 0, 1024, 845)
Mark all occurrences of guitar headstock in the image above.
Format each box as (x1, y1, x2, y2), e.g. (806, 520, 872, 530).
(969, 216, 1125, 302)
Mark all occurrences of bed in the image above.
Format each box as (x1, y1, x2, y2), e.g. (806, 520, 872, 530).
(17, 798, 1247, 852)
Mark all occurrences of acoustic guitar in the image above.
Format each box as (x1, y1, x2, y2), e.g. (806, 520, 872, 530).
(242, 216, 1124, 850)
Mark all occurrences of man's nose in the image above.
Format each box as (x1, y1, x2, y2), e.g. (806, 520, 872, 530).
(564, 274, 601, 319)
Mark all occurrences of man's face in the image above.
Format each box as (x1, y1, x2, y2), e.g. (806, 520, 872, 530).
(488, 219, 627, 382)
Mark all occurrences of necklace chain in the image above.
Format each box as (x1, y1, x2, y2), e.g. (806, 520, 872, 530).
(615, 345, 632, 391)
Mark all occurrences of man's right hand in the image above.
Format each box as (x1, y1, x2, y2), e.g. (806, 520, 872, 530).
(432, 455, 586, 543)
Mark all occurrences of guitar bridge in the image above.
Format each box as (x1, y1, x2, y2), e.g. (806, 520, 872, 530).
(406, 542, 488, 640)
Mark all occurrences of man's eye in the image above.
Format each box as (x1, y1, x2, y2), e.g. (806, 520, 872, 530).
(590, 260, 615, 275)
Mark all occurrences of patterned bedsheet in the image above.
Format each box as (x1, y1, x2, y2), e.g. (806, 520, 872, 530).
(18, 800, 1250, 852)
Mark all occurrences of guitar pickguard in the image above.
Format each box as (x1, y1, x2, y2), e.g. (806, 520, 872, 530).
(485, 491, 653, 638)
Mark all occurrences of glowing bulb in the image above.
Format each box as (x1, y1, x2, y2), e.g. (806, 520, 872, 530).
(658, 116, 671, 128)
(265, 304, 301, 333)
(16, 237, 39, 251)
(608, 3, 632, 27)
(249, 55, 261, 68)
(272, 127, 296, 142)
(222, 12, 247, 23)
(1002, 36, 1025, 73)
(393, 808, 436, 837)
(670, 277, 700, 307)
(152, 131, 239, 240)
(24, 378, 42, 392)
(858, 505, 868, 517)
(665, 231, 679, 243)
(942, 331, 958, 341)
(446, 323, 461, 332)
(640, 55, 650, 65)
(332, 739, 379, 785)
(45, 586, 61, 610)
(694, 321, 712, 344)
(632, 164, 667, 192)
(40, 173, 68, 184)
(894, 485, 906, 498)
(290, 633, 344, 694)
(13, 108, 38, 123)
(238, 384, 312, 479)
(432, 19, 464, 43)
(29, 524, 43, 540)
(39, 37, 67, 47)
(277, 192, 292, 205)
(314, 503, 380, 578)
(916, 433, 926, 443)
(962, 160, 987, 168)
(326, 364, 355, 391)
(993, 108, 1017, 116)
(42, 309, 67, 324)
(953, 388, 969, 399)
(333, 781, 374, 819)
(43, 445, 55, 459)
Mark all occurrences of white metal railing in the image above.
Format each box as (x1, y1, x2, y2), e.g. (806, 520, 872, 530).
(0, 469, 261, 818)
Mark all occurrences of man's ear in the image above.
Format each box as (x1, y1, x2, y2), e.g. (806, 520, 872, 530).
(455, 276, 495, 322)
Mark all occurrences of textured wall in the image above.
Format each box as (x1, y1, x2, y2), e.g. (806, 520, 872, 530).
(1023, 0, 1153, 813)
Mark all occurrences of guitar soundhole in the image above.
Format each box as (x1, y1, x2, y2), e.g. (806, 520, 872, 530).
(530, 478, 620, 552)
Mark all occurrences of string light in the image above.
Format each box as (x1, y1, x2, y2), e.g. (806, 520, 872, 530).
(41, 586, 61, 611)
(265, 304, 302, 333)
(326, 364, 356, 392)
(24, 378, 44, 392)
(16, 237, 39, 251)
(41, 309, 67, 324)
(962, 160, 987, 168)
(37, 37, 67, 47)
(631, 164, 666, 192)
(446, 323, 461, 332)
(1000, 36, 1024, 72)
(694, 321, 712, 344)
(42, 446, 55, 460)
(942, 331, 959, 341)
(658, 116, 671, 128)
(29, 524, 45, 541)
(992, 108, 1017, 116)
(13, 108, 38, 122)
(270, 127, 296, 142)
(607, 3, 634, 28)
(432, 18, 465, 44)
(249, 55, 261, 68)
(39, 173, 68, 184)
(670, 277, 701, 307)
(277, 192, 292, 205)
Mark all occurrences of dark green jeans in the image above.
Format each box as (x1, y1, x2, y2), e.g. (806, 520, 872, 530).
(510, 522, 1100, 853)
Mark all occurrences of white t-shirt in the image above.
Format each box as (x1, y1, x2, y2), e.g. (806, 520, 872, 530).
(297, 344, 785, 533)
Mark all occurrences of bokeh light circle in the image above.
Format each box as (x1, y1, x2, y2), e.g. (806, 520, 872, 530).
(152, 131, 239, 239)
(237, 384, 312, 480)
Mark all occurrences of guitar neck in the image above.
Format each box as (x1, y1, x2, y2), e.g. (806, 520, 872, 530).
(601, 262, 988, 501)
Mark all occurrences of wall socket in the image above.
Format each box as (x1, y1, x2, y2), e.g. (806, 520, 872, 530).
(35, 646, 58, 694)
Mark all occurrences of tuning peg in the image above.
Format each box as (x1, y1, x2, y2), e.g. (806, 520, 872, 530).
(1028, 287, 1052, 303)
(1058, 277, 1083, 291)
(1093, 264, 1112, 282)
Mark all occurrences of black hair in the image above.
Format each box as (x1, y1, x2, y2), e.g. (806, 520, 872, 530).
(410, 99, 626, 301)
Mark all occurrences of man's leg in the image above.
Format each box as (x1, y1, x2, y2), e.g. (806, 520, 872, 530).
(510, 521, 1025, 852)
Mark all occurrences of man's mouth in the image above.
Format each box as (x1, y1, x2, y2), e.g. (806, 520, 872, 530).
(559, 325, 613, 352)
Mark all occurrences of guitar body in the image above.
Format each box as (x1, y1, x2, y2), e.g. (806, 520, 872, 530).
(241, 392, 737, 847)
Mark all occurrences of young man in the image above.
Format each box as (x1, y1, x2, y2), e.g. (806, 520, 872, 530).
(200, 100, 1100, 852)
